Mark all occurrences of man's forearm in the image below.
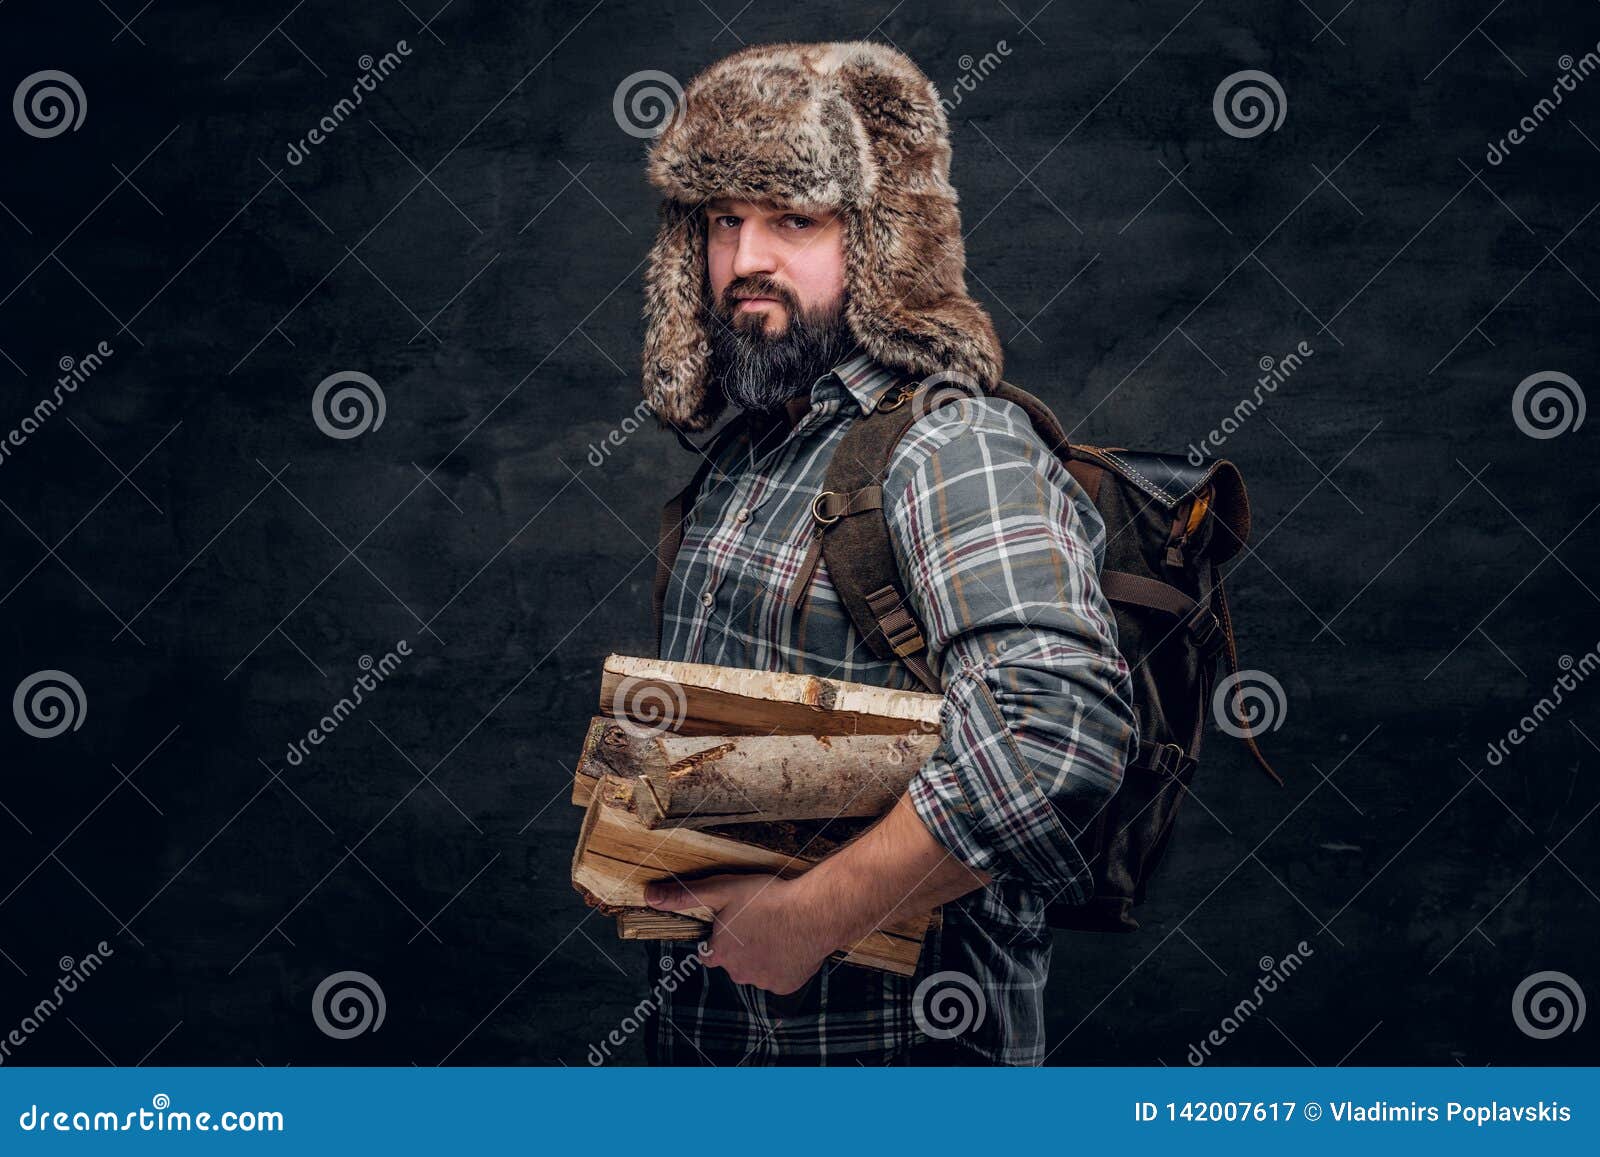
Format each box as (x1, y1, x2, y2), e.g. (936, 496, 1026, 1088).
(790, 790, 992, 952)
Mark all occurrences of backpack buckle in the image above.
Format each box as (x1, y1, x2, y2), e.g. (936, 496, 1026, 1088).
(864, 584, 928, 658)
(1144, 741, 1191, 778)
(1186, 605, 1222, 653)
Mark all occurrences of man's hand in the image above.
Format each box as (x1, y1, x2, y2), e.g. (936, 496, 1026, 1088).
(643, 794, 993, 997)
(644, 873, 835, 995)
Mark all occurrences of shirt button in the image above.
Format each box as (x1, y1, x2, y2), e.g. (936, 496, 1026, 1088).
(700, 590, 714, 608)
(735, 507, 751, 524)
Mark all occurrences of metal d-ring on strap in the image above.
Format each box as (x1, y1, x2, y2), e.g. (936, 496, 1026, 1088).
(875, 384, 917, 412)
(811, 488, 886, 525)
(811, 491, 842, 525)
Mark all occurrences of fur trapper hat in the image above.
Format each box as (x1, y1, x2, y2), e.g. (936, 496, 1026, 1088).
(641, 40, 1004, 432)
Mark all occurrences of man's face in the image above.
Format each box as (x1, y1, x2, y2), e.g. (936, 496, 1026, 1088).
(705, 197, 847, 330)
(700, 197, 857, 413)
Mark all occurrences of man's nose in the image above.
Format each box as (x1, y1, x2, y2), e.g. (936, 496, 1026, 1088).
(730, 220, 780, 280)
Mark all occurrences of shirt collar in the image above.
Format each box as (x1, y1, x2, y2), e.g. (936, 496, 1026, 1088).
(810, 350, 914, 415)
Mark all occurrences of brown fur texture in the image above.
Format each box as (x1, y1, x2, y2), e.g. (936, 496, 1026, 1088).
(641, 41, 1004, 431)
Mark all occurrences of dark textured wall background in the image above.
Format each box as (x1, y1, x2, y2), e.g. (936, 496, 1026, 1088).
(0, 1, 1596, 1066)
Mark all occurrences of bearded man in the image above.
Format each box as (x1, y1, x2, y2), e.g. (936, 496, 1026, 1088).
(633, 40, 1139, 1066)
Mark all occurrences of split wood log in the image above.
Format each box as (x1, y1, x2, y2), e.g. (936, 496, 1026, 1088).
(572, 773, 931, 975)
(599, 653, 942, 738)
(616, 910, 704, 941)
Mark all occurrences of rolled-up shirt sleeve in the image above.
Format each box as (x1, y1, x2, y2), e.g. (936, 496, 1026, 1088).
(885, 397, 1139, 903)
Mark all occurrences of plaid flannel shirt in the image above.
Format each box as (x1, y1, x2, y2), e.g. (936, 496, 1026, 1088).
(642, 351, 1138, 1065)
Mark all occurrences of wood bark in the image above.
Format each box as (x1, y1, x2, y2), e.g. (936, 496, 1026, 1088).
(630, 731, 939, 828)
(573, 719, 939, 826)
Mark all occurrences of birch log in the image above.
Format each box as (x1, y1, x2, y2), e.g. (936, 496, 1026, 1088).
(628, 731, 941, 828)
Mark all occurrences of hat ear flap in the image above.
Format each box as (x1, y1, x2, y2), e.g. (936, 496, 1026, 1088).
(642, 200, 723, 432)
(843, 195, 1004, 391)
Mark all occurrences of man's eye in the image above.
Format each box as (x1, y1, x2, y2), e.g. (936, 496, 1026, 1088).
(783, 215, 813, 229)
(712, 214, 740, 228)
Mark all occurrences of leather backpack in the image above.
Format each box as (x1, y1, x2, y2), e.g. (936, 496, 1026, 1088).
(651, 376, 1284, 933)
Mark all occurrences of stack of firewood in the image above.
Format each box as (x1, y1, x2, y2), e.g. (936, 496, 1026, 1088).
(569, 654, 944, 975)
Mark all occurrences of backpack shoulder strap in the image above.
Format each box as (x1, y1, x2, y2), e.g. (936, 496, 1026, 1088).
(798, 377, 1078, 693)
(651, 412, 753, 656)
(985, 378, 1071, 455)
(802, 378, 942, 692)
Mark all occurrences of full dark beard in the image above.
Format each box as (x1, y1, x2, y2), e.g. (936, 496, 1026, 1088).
(703, 281, 860, 413)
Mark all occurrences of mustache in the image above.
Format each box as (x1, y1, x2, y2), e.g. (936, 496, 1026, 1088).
(718, 278, 797, 313)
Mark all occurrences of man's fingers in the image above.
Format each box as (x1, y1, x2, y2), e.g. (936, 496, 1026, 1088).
(645, 877, 721, 912)
(643, 879, 694, 911)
